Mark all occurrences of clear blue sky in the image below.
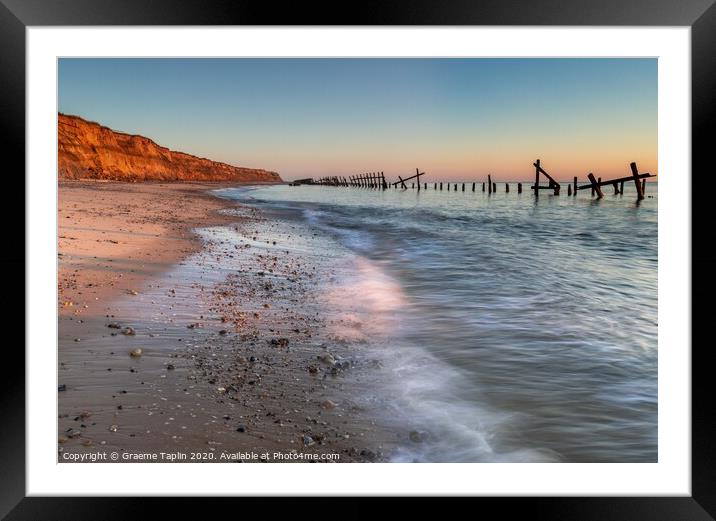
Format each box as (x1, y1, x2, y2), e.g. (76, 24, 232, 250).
(58, 58, 657, 181)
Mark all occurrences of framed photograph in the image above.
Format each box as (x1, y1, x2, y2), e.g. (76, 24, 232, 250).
(4, 0, 714, 517)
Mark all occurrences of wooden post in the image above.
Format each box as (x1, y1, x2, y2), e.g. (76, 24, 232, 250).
(630, 162, 645, 200)
(472, 182, 475, 192)
(416, 168, 420, 191)
(434, 182, 437, 190)
(587, 173, 604, 198)
(488, 174, 492, 194)
(440, 182, 443, 190)
(573, 176, 578, 197)
(534, 159, 540, 198)
(567, 184, 572, 196)
(447, 182, 450, 191)
(412, 182, 415, 189)
(492, 182, 496, 192)
(505, 183, 509, 193)
(613, 182, 619, 195)
(642, 179, 646, 195)
(482, 182, 485, 192)
(398, 176, 407, 189)
(462, 183, 465, 192)
(424, 182, 427, 190)
(620, 180, 625, 195)
(591, 180, 595, 196)
(518, 183, 522, 193)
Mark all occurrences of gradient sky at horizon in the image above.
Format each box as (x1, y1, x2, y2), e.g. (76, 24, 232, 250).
(58, 58, 657, 182)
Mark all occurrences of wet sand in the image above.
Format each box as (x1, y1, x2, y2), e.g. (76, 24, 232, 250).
(58, 181, 393, 462)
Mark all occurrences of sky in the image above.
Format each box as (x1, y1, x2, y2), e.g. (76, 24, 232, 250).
(58, 58, 657, 182)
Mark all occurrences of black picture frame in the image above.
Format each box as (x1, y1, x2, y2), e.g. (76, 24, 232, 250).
(2, 0, 713, 518)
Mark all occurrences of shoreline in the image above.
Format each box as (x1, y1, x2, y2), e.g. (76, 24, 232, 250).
(58, 180, 392, 462)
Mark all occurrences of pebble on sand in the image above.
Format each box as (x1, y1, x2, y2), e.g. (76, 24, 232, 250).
(129, 348, 143, 358)
(409, 430, 429, 443)
(269, 338, 289, 348)
(318, 353, 336, 365)
(320, 399, 337, 410)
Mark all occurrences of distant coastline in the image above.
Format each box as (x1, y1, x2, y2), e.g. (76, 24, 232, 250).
(58, 113, 283, 183)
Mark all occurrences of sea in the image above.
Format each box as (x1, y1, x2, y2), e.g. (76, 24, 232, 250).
(215, 181, 658, 463)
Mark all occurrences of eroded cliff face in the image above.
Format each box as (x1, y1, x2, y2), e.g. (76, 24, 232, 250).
(58, 114, 283, 183)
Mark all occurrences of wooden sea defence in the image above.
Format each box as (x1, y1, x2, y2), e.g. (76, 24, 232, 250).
(293, 159, 655, 202)
(574, 162, 653, 200)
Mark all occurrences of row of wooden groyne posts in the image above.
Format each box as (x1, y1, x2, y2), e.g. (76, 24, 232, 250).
(289, 159, 655, 200)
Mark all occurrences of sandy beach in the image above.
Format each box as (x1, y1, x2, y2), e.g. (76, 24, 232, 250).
(58, 181, 235, 311)
(58, 181, 392, 462)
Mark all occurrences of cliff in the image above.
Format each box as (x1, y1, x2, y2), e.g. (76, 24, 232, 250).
(58, 113, 282, 183)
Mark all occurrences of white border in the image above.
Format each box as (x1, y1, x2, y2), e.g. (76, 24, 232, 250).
(27, 27, 690, 496)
